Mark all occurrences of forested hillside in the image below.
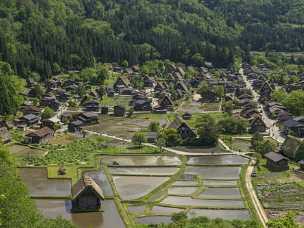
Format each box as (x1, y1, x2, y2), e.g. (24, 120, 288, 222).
(0, 0, 303, 79)
(206, 0, 304, 51)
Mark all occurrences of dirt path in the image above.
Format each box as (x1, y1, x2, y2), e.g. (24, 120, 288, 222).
(246, 164, 268, 227)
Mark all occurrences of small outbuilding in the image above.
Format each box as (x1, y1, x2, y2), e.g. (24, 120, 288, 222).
(264, 152, 289, 172)
(72, 176, 104, 213)
(25, 127, 54, 144)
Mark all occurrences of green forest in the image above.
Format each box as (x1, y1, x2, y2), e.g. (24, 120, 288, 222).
(0, 0, 303, 79)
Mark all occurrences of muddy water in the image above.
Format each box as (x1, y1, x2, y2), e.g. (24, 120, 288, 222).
(172, 146, 226, 154)
(19, 167, 71, 198)
(172, 180, 198, 187)
(136, 216, 172, 225)
(110, 167, 178, 176)
(101, 155, 181, 166)
(84, 170, 113, 197)
(185, 166, 241, 180)
(127, 205, 146, 214)
(188, 209, 251, 220)
(168, 187, 198, 195)
(35, 199, 125, 228)
(161, 196, 245, 208)
(113, 176, 169, 200)
(187, 155, 248, 165)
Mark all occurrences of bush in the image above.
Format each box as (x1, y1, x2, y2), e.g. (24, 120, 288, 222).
(41, 107, 55, 119)
(132, 132, 146, 148)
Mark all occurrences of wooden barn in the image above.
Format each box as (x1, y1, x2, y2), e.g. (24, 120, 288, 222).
(264, 152, 289, 172)
(72, 176, 104, 213)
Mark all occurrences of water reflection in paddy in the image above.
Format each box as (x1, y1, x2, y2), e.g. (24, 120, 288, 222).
(113, 176, 169, 200)
(187, 155, 248, 165)
(19, 167, 71, 198)
(136, 216, 172, 225)
(185, 166, 241, 180)
(35, 199, 125, 228)
(161, 196, 245, 208)
(188, 209, 251, 221)
(198, 187, 242, 199)
(110, 167, 178, 176)
(101, 155, 181, 166)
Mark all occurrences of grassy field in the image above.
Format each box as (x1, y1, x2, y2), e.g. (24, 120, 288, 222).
(101, 95, 132, 107)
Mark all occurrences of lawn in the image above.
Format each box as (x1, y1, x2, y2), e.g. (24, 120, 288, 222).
(187, 112, 228, 128)
(48, 133, 77, 145)
(47, 165, 79, 184)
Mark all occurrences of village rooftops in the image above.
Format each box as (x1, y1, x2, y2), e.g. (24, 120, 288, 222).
(264, 152, 288, 163)
(72, 176, 104, 200)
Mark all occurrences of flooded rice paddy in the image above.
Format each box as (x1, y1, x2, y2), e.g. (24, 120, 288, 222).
(18, 153, 251, 226)
(35, 199, 125, 228)
(187, 155, 248, 165)
(188, 209, 250, 220)
(185, 166, 241, 180)
(161, 196, 245, 209)
(110, 167, 178, 176)
(113, 176, 169, 200)
(168, 186, 198, 195)
(136, 216, 172, 225)
(101, 155, 181, 166)
(19, 167, 71, 198)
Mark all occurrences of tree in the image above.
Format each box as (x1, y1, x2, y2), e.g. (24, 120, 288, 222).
(195, 115, 218, 146)
(132, 132, 146, 148)
(148, 122, 160, 132)
(251, 133, 263, 149)
(161, 128, 181, 147)
(0, 62, 25, 115)
(42, 107, 55, 119)
(218, 117, 248, 135)
(33, 84, 44, 98)
(156, 136, 166, 153)
(121, 60, 129, 67)
(222, 101, 235, 115)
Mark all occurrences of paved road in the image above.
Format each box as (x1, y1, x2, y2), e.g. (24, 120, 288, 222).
(239, 68, 285, 143)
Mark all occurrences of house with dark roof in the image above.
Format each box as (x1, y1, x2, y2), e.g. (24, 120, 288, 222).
(158, 95, 174, 110)
(21, 105, 42, 116)
(113, 105, 126, 117)
(41, 96, 60, 111)
(19, 114, 40, 126)
(264, 152, 289, 171)
(83, 100, 100, 112)
(72, 176, 104, 212)
(168, 116, 197, 140)
(133, 99, 152, 111)
(25, 127, 54, 144)
(78, 112, 98, 124)
(113, 77, 130, 92)
(68, 120, 83, 133)
(250, 116, 267, 133)
(282, 119, 304, 138)
(143, 75, 155, 87)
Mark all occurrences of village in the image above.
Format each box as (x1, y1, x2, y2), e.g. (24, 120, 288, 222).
(3, 60, 304, 227)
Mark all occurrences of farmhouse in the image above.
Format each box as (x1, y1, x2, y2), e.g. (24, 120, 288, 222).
(68, 120, 83, 133)
(21, 105, 42, 116)
(19, 114, 40, 126)
(250, 116, 267, 133)
(133, 99, 152, 111)
(72, 176, 104, 213)
(83, 100, 100, 112)
(113, 77, 130, 91)
(25, 127, 54, 144)
(78, 112, 98, 124)
(114, 105, 126, 117)
(158, 95, 174, 110)
(168, 116, 197, 140)
(264, 152, 289, 172)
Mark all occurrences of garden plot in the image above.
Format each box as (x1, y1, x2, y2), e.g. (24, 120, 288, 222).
(19, 167, 71, 198)
(187, 155, 248, 166)
(168, 186, 198, 195)
(110, 167, 178, 176)
(185, 166, 241, 180)
(35, 199, 125, 228)
(101, 155, 181, 166)
(161, 196, 245, 209)
(136, 216, 172, 225)
(256, 183, 304, 210)
(188, 209, 251, 221)
(178, 100, 204, 113)
(84, 114, 168, 139)
(113, 176, 170, 200)
(198, 187, 242, 200)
